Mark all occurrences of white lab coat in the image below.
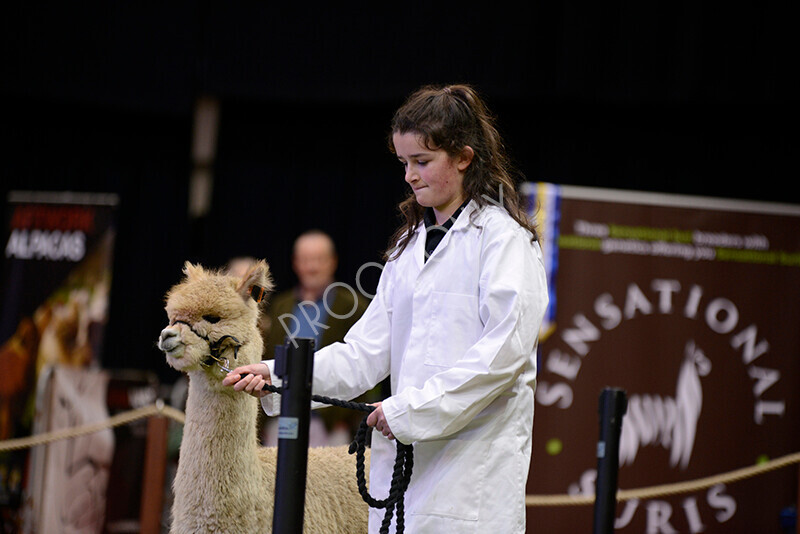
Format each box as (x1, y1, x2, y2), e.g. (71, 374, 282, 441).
(263, 201, 548, 533)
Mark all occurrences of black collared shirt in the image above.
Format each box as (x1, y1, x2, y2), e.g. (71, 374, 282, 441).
(423, 199, 471, 261)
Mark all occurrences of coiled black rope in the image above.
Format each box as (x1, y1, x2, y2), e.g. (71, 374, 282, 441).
(262, 384, 414, 534)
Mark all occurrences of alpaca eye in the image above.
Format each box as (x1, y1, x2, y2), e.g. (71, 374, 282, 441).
(203, 314, 221, 324)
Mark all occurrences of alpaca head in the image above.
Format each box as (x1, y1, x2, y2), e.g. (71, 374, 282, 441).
(158, 260, 273, 384)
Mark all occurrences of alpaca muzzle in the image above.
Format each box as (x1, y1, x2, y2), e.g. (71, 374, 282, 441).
(158, 327, 183, 355)
(170, 320, 243, 374)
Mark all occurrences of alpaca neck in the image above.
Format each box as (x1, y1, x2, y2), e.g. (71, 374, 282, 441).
(178, 371, 260, 485)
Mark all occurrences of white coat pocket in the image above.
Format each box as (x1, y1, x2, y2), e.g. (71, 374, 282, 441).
(425, 291, 479, 369)
(409, 437, 489, 522)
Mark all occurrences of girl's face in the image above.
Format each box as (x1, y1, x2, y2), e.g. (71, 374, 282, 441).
(392, 132, 473, 224)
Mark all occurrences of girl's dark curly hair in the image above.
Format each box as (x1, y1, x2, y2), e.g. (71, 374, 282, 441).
(385, 84, 537, 261)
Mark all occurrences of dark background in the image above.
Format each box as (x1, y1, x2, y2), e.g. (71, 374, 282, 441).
(2, 4, 795, 384)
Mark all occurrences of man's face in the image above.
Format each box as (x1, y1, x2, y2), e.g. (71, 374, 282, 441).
(293, 234, 337, 293)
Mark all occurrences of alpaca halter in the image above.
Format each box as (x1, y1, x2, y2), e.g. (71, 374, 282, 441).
(173, 320, 243, 373)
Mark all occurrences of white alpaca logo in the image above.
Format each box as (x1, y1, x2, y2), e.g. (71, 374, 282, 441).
(619, 340, 711, 470)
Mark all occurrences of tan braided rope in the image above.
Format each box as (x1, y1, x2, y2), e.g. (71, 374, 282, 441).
(0, 401, 185, 453)
(1, 403, 796, 506)
(525, 451, 800, 506)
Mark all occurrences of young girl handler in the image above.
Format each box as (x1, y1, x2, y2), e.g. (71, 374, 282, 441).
(225, 84, 548, 533)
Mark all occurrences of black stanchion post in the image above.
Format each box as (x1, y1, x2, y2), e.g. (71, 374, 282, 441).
(272, 337, 315, 534)
(593, 387, 627, 534)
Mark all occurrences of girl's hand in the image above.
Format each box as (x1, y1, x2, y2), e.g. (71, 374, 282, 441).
(222, 363, 272, 398)
(366, 402, 395, 440)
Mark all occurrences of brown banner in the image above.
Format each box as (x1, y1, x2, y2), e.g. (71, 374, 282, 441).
(524, 184, 800, 532)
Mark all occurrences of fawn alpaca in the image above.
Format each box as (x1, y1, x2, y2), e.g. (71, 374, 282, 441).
(158, 260, 368, 533)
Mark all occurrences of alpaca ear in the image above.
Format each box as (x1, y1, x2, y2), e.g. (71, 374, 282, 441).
(183, 261, 205, 281)
(236, 259, 273, 303)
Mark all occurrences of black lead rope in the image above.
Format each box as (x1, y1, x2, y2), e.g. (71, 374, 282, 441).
(350, 414, 414, 534)
(262, 383, 414, 534)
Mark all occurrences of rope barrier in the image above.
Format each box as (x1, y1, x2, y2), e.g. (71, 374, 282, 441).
(0, 401, 184, 453)
(526, 451, 800, 507)
(1, 403, 797, 508)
